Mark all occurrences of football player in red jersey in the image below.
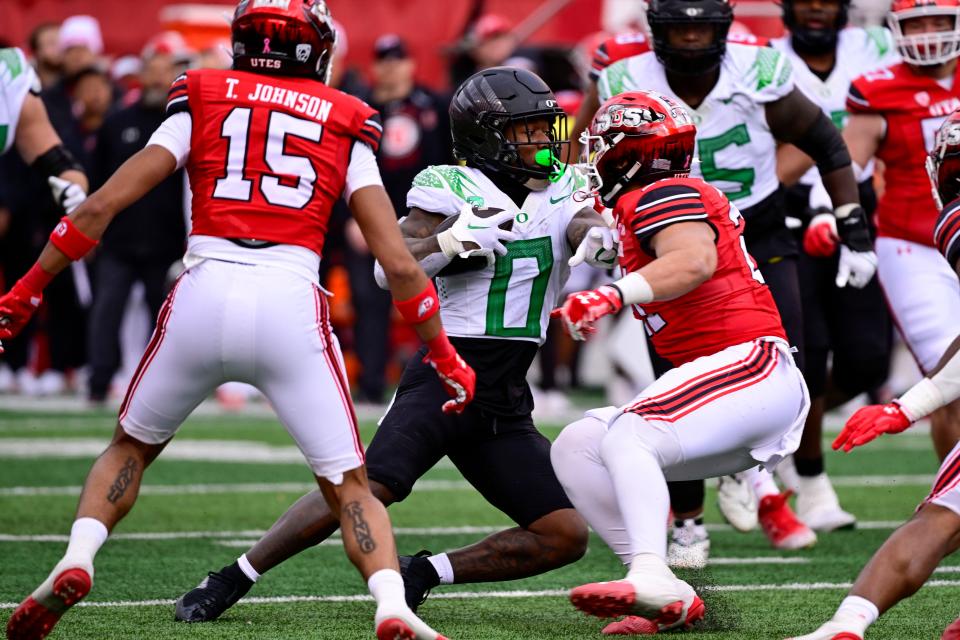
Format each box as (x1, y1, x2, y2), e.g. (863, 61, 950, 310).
(843, 0, 960, 462)
(786, 111, 960, 640)
(0, 2, 473, 640)
(550, 91, 810, 634)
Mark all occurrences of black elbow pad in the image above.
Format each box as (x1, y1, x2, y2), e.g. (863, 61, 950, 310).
(31, 144, 84, 179)
(792, 112, 851, 175)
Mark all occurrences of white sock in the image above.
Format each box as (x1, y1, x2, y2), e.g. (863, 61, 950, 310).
(237, 554, 261, 583)
(427, 553, 454, 585)
(367, 569, 407, 611)
(834, 595, 879, 634)
(63, 517, 108, 565)
(746, 466, 780, 500)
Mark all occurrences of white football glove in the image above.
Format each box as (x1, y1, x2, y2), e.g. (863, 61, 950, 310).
(569, 225, 619, 268)
(835, 245, 878, 289)
(437, 204, 517, 267)
(48, 176, 87, 214)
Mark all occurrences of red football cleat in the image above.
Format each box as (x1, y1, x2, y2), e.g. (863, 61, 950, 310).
(759, 491, 817, 550)
(570, 580, 684, 626)
(6, 568, 91, 640)
(942, 617, 960, 640)
(601, 594, 706, 635)
(374, 614, 448, 640)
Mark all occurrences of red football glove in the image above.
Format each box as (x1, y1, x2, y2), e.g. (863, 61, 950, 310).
(803, 212, 839, 258)
(0, 281, 43, 348)
(832, 402, 913, 452)
(424, 350, 476, 414)
(550, 285, 623, 341)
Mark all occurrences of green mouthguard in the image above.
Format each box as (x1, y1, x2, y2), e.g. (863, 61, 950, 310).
(535, 149, 566, 183)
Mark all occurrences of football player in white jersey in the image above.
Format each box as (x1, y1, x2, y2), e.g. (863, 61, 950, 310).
(173, 67, 619, 623)
(770, 1, 898, 533)
(0, 46, 88, 356)
(594, 0, 875, 562)
(0, 47, 86, 215)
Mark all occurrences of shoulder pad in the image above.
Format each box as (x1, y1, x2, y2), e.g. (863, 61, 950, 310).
(748, 46, 793, 94)
(407, 165, 486, 215)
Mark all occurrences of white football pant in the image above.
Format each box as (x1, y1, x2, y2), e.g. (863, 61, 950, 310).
(876, 237, 960, 374)
(551, 338, 809, 562)
(118, 258, 364, 482)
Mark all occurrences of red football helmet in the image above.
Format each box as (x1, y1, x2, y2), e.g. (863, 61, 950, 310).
(580, 90, 696, 206)
(888, 0, 960, 65)
(232, 0, 337, 83)
(927, 108, 960, 209)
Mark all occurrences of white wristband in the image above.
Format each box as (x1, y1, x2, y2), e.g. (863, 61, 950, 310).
(610, 272, 654, 305)
(436, 229, 462, 259)
(897, 377, 946, 422)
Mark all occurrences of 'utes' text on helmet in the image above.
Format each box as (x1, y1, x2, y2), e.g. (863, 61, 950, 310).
(232, 0, 338, 83)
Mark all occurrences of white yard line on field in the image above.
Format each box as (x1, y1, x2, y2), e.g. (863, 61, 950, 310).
(0, 474, 938, 499)
(4, 580, 960, 609)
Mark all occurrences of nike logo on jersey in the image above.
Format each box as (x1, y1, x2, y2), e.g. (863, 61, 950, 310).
(549, 195, 569, 204)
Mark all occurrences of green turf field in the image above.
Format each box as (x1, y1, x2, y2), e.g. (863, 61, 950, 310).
(1, 408, 957, 639)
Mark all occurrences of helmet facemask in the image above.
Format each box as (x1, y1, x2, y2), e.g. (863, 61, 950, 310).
(646, 0, 733, 76)
(928, 117, 960, 210)
(784, 0, 850, 56)
(889, 5, 960, 66)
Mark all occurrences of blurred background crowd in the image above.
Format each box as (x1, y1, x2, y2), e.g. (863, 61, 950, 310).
(0, 0, 904, 414)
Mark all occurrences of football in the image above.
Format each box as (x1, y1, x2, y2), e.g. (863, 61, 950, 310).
(435, 207, 511, 275)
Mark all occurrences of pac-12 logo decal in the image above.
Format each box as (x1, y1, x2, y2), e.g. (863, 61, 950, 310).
(296, 44, 312, 62)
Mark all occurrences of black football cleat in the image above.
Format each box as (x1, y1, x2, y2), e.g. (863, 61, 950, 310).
(398, 550, 441, 612)
(174, 563, 253, 622)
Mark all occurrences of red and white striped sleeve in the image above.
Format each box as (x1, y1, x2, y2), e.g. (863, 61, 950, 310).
(629, 183, 708, 242)
(165, 72, 190, 118)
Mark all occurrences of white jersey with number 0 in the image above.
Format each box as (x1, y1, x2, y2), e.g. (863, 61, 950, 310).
(0, 47, 40, 156)
(407, 165, 586, 344)
(771, 26, 898, 186)
(597, 43, 794, 210)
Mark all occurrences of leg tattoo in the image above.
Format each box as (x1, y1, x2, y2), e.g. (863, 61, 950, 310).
(344, 501, 376, 554)
(106, 457, 138, 504)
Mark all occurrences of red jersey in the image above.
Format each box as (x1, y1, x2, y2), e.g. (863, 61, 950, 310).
(936, 196, 960, 268)
(615, 177, 786, 366)
(589, 32, 650, 80)
(848, 62, 960, 247)
(166, 68, 382, 255)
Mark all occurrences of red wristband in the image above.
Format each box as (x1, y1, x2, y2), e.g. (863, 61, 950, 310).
(425, 328, 456, 360)
(49, 216, 98, 260)
(394, 281, 440, 325)
(19, 263, 55, 295)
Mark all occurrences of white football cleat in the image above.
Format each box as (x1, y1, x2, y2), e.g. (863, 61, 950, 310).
(796, 473, 856, 532)
(717, 473, 758, 532)
(667, 519, 710, 570)
(375, 605, 449, 640)
(785, 619, 864, 639)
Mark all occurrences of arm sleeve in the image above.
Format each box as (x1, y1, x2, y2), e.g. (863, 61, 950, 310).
(147, 111, 192, 169)
(356, 110, 383, 153)
(846, 82, 874, 114)
(629, 184, 709, 244)
(343, 141, 384, 203)
(936, 198, 960, 268)
(166, 73, 190, 118)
